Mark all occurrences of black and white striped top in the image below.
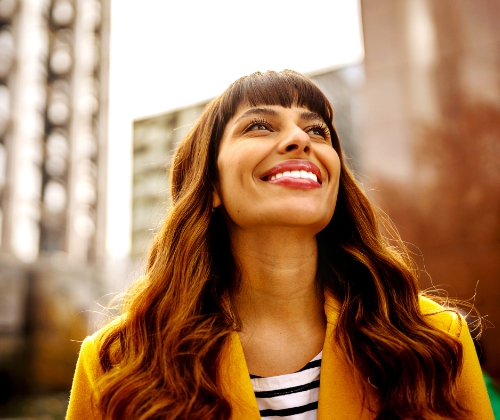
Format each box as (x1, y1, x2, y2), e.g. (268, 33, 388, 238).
(250, 351, 322, 419)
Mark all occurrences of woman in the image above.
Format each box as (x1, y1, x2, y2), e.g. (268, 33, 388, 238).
(66, 70, 493, 419)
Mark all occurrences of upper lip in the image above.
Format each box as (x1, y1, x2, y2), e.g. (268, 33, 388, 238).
(260, 160, 323, 184)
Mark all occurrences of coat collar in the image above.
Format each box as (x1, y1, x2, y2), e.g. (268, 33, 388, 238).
(219, 292, 377, 419)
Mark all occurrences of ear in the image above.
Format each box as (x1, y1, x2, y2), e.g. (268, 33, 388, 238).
(212, 186, 221, 210)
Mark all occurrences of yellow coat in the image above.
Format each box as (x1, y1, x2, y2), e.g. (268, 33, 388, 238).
(66, 295, 494, 419)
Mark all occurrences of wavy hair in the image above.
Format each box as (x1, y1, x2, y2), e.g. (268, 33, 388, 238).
(96, 70, 466, 419)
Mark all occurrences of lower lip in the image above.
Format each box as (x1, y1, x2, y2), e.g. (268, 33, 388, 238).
(266, 177, 321, 189)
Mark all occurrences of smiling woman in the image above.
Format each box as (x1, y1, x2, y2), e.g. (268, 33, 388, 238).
(66, 70, 494, 420)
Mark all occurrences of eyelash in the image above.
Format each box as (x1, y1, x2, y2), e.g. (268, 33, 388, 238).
(308, 123, 330, 138)
(244, 118, 272, 132)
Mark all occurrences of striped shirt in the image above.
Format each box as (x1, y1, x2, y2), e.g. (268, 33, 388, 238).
(250, 352, 322, 419)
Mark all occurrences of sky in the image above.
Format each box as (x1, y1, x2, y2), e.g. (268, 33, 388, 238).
(106, 0, 364, 259)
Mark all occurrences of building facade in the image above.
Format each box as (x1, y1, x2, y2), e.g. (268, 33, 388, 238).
(0, 0, 110, 410)
(360, 0, 500, 379)
(0, 0, 109, 265)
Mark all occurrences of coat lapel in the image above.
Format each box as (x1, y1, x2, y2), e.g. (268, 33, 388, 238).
(220, 292, 377, 420)
(219, 331, 261, 419)
(317, 293, 377, 419)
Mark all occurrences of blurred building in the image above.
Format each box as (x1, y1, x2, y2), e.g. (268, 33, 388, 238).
(360, 0, 500, 379)
(131, 65, 364, 260)
(0, 0, 110, 412)
(132, 101, 207, 260)
(0, 0, 109, 264)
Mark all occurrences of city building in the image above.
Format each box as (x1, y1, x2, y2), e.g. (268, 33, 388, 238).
(0, 0, 110, 412)
(0, 0, 109, 265)
(360, 0, 500, 379)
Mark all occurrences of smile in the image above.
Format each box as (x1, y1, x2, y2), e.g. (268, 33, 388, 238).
(268, 171, 318, 182)
(260, 159, 323, 186)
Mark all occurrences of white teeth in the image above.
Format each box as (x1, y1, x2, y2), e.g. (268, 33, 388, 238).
(270, 171, 319, 182)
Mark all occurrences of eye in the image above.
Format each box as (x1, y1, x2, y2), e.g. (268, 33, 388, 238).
(245, 118, 273, 132)
(306, 124, 330, 139)
(309, 127, 324, 136)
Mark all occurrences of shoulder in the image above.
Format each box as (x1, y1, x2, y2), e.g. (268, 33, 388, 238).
(77, 334, 102, 381)
(418, 294, 463, 337)
(67, 317, 127, 419)
(419, 296, 494, 418)
(91, 313, 127, 341)
(80, 314, 127, 367)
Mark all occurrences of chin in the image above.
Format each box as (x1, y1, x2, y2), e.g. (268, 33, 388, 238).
(275, 204, 334, 226)
(226, 202, 335, 232)
(268, 213, 332, 232)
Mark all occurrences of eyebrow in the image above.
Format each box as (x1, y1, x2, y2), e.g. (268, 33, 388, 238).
(234, 107, 279, 123)
(299, 110, 323, 122)
(234, 107, 325, 124)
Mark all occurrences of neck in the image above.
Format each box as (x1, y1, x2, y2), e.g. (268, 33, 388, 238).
(228, 226, 327, 376)
(230, 226, 325, 329)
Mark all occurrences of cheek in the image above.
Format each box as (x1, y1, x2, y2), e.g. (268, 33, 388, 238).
(217, 143, 261, 192)
(324, 150, 341, 211)
(321, 148, 341, 183)
(216, 152, 244, 206)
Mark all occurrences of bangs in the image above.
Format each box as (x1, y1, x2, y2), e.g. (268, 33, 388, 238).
(219, 70, 334, 129)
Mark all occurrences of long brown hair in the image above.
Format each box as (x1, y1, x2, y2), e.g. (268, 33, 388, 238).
(96, 70, 466, 419)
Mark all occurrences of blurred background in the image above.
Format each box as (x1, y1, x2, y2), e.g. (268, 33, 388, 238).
(0, 0, 499, 418)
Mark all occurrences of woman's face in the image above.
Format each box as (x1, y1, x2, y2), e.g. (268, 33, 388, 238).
(213, 104, 341, 234)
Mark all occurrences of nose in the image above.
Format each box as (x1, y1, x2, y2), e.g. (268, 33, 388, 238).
(278, 125, 311, 155)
